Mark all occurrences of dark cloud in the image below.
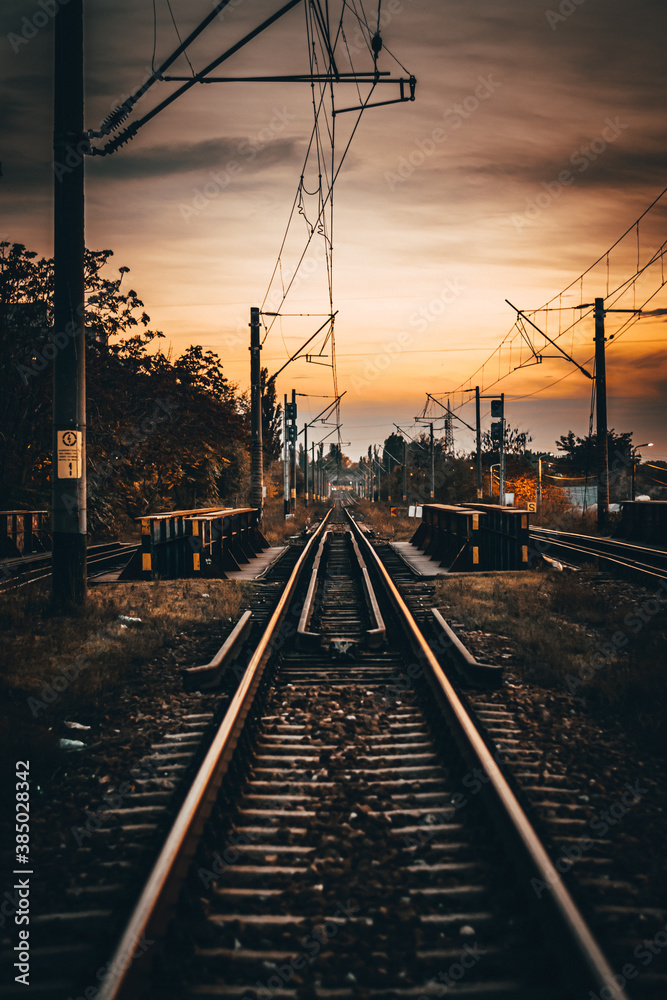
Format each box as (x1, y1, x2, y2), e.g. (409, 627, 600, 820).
(2, 0, 667, 462)
(86, 135, 300, 180)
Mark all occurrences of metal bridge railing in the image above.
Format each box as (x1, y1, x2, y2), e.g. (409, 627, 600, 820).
(0, 510, 51, 559)
(120, 506, 268, 580)
(410, 504, 482, 571)
(466, 503, 530, 570)
(411, 502, 529, 571)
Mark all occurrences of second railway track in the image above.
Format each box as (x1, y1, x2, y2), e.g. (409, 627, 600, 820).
(0, 541, 139, 592)
(530, 525, 667, 586)
(82, 502, 635, 1000)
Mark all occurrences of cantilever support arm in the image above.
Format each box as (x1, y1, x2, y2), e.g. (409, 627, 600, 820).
(266, 312, 339, 383)
(425, 393, 475, 433)
(505, 300, 594, 380)
(89, 0, 304, 155)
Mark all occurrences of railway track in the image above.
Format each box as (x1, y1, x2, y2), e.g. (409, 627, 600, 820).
(0, 540, 308, 1000)
(0, 541, 139, 592)
(374, 536, 667, 1000)
(65, 502, 633, 1000)
(530, 526, 667, 586)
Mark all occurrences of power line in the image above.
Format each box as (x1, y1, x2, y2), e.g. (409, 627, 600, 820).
(89, 1, 305, 150)
(437, 187, 667, 412)
(533, 184, 667, 315)
(165, 0, 195, 77)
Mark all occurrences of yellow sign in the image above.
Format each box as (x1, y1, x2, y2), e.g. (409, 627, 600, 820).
(57, 430, 82, 479)
(390, 507, 398, 517)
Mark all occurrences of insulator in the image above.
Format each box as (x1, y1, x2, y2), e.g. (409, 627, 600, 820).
(100, 103, 132, 135)
(103, 124, 139, 155)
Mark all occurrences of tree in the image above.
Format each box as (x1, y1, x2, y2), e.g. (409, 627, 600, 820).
(261, 369, 283, 463)
(1, 241, 248, 531)
(504, 467, 569, 519)
(382, 432, 405, 469)
(481, 424, 532, 455)
(555, 429, 633, 473)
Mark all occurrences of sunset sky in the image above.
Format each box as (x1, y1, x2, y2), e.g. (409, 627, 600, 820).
(3, 0, 667, 461)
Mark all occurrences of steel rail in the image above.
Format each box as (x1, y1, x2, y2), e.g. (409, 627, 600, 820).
(182, 608, 253, 692)
(96, 508, 333, 1000)
(347, 528, 386, 647)
(430, 606, 503, 688)
(343, 505, 629, 1000)
(532, 524, 667, 562)
(0, 543, 139, 592)
(297, 529, 330, 643)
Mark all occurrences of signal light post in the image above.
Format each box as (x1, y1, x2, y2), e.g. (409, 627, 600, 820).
(490, 395, 505, 504)
(283, 393, 297, 517)
(475, 387, 483, 498)
(290, 389, 297, 513)
(249, 307, 264, 518)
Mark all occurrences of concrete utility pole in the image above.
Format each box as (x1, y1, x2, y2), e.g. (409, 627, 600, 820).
(283, 394, 290, 516)
(594, 298, 609, 532)
(429, 423, 435, 501)
(475, 386, 483, 499)
(303, 422, 308, 506)
(574, 296, 638, 530)
(499, 393, 505, 506)
(290, 388, 297, 513)
(537, 456, 544, 506)
(52, 0, 87, 609)
(249, 307, 264, 517)
(403, 438, 407, 502)
(311, 441, 315, 501)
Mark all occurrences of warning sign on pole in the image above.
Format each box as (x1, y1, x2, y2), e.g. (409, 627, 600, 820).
(57, 430, 82, 479)
(390, 507, 398, 517)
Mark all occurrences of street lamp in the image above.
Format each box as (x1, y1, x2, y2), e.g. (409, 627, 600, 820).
(631, 442, 653, 500)
(537, 457, 553, 507)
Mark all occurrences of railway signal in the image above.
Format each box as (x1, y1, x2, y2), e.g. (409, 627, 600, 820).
(489, 395, 505, 503)
(249, 307, 264, 518)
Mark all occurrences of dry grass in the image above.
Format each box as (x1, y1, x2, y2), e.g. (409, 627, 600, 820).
(261, 496, 329, 545)
(353, 499, 416, 541)
(0, 578, 252, 737)
(534, 505, 607, 535)
(435, 570, 602, 683)
(434, 569, 667, 753)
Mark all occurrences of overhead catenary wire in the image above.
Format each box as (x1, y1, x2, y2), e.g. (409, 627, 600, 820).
(90, 0, 304, 147)
(165, 0, 196, 76)
(260, 0, 390, 458)
(437, 189, 667, 418)
(258, 2, 401, 457)
(91, 0, 413, 469)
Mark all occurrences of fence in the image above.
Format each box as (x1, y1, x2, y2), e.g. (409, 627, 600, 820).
(120, 506, 268, 581)
(0, 510, 51, 559)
